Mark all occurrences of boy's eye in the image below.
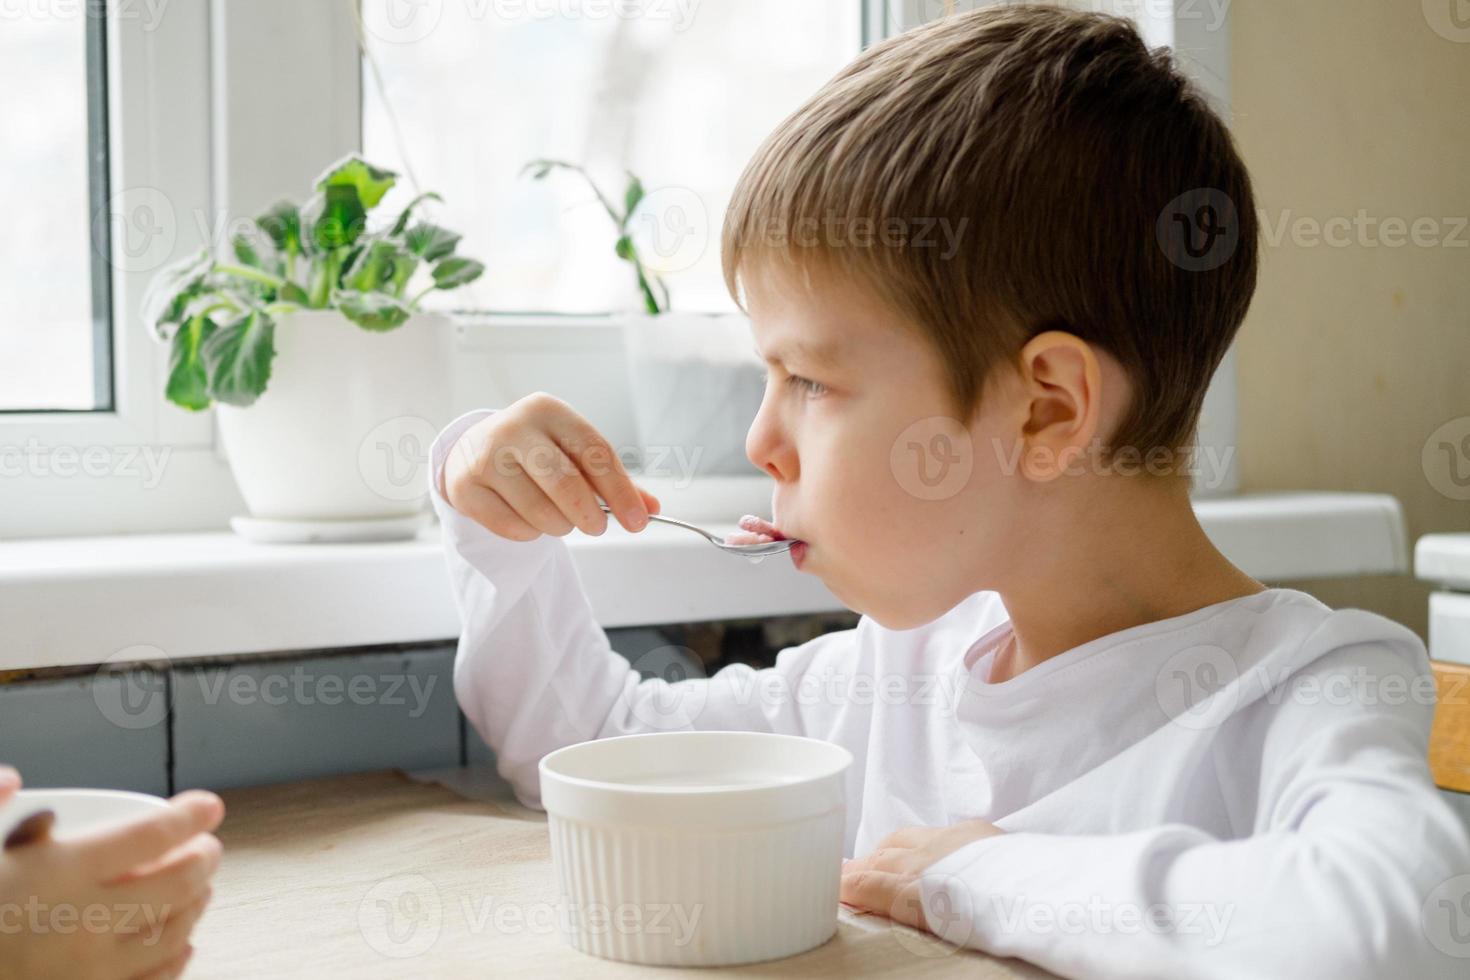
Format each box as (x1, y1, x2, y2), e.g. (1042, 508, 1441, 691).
(785, 374, 827, 397)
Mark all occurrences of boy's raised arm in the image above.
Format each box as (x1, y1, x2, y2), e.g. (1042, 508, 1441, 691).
(430, 410, 865, 808)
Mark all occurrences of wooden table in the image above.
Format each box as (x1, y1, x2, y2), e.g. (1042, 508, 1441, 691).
(190, 770, 1054, 978)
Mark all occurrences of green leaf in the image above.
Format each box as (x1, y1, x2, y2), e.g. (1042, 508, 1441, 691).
(301, 185, 368, 252)
(521, 158, 564, 181)
(257, 201, 301, 255)
(202, 310, 276, 406)
(343, 240, 404, 293)
(614, 235, 635, 261)
(388, 191, 443, 237)
(431, 256, 484, 290)
(278, 281, 309, 305)
(337, 291, 412, 332)
(622, 174, 645, 227)
(141, 248, 214, 341)
(165, 315, 218, 411)
(405, 223, 461, 263)
(387, 254, 419, 298)
(315, 155, 397, 210)
(232, 233, 264, 269)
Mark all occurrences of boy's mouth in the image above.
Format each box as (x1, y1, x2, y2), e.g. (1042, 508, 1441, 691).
(734, 515, 808, 570)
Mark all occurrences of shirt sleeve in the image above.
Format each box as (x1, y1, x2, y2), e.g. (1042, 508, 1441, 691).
(914, 642, 1470, 980)
(429, 410, 863, 808)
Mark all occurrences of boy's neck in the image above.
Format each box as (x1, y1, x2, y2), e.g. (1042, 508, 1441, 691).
(987, 479, 1267, 684)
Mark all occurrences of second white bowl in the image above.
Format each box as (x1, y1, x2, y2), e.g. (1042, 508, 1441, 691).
(539, 731, 852, 967)
(0, 788, 169, 841)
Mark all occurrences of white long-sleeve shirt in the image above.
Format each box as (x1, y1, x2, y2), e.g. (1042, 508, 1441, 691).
(431, 409, 1470, 979)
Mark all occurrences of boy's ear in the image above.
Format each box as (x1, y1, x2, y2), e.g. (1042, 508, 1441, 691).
(1016, 331, 1104, 482)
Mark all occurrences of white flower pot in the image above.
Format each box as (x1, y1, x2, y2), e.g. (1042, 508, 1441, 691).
(215, 309, 454, 526)
(621, 312, 766, 481)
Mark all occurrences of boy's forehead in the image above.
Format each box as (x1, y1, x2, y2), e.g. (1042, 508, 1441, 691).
(744, 262, 889, 367)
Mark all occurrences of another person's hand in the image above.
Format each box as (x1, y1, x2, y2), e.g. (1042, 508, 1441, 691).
(839, 818, 1005, 933)
(443, 393, 660, 541)
(0, 764, 225, 980)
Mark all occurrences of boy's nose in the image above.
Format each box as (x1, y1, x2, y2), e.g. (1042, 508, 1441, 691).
(746, 394, 797, 482)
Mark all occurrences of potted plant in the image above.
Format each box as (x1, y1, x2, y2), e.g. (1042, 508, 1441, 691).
(524, 161, 764, 488)
(143, 156, 484, 540)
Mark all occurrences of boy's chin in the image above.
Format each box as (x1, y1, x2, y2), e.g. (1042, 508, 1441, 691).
(846, 591, 947, 632)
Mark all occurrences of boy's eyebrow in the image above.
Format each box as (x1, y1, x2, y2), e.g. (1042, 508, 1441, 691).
(752, 338, 846, 370)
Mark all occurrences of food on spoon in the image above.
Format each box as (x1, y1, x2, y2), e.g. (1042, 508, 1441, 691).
(725, 514, 789, 547)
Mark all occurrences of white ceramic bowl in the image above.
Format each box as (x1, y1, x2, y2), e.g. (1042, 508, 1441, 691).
(0, 788, 169, 841)
(539, 731, 852, 967)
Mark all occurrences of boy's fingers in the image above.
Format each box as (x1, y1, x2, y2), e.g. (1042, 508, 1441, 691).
(81, 791, 223, 882)
(129, 943, 194, 980)
(112, 833, 221, 910)
(520, 444, 608, 536)
(547, 415, 648, 532)
(117, 891, 207, 976)
(0, 765, 19, 805)
(839, 867, 906, 914)
(491, 464, 575, 537)
(452, 482, 541, 541)
(639, 488, 661, 515)
(120, 884, 212, 945)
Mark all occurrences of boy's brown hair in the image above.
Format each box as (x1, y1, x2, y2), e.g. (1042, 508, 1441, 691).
(722, 3, 1258, 464)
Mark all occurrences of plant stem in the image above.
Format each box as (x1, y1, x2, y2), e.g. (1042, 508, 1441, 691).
(215, 263, 285, 290)
(408, 284, 436, 308)
(633, 259, 662, 315)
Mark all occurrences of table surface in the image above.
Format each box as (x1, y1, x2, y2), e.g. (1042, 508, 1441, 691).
(189, 770, 1056, 979)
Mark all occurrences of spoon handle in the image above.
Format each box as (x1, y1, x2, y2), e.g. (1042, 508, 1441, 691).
(597, 503, 716, 541)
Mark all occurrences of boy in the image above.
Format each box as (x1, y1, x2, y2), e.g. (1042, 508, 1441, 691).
(432, 6, 1470, 977)
(0, 765, 223, 979)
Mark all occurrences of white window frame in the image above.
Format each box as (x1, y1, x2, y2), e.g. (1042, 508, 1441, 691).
(0, 1, 1235, 540)
(0, 2, 360, 539)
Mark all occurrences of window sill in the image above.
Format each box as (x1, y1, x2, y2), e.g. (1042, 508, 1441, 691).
(0, 491, 1407, 672)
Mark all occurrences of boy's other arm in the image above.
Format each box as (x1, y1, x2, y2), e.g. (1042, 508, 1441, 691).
(900, 643, 1470, 980)
(432, 410, 863, 807)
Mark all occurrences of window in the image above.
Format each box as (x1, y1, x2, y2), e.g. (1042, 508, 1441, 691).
(361, 1, 867, 314)
(0, 8, 112, 411)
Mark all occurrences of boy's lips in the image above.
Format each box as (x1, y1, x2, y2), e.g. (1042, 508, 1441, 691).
(737, 514, 789, 541)
(737, 514, 809, 569)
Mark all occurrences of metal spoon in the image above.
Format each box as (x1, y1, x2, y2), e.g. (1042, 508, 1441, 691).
(597, 504, 796, 557)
